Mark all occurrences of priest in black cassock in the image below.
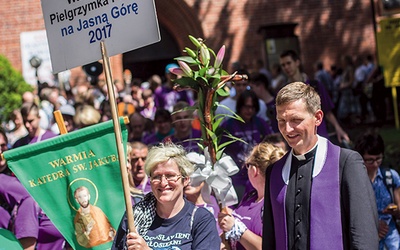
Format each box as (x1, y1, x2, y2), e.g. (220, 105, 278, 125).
(262, 81, 378, 250)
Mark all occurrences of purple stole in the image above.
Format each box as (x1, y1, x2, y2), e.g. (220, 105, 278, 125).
(270, 136, 343, 250)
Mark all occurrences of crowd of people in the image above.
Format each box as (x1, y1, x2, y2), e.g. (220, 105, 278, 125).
(0, 50, 399, 250)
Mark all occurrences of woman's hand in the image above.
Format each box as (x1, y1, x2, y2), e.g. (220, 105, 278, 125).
(126, 231, 150, 250)
(383, 203, 400, 218)
(378, 220, 389, 239)
(218, 210, 235, 232)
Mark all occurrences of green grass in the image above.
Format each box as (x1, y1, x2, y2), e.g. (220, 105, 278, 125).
(333, 123, 400, 172)
(380, 126, 400, 171)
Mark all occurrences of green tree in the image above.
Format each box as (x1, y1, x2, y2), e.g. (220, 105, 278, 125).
(0, 55, 33, 123)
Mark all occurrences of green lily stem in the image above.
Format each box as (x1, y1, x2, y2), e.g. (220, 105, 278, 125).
(204, 87, 216, 166)
(204, 72, 241, 166)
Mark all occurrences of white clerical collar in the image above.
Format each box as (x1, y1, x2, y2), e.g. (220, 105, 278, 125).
(282, 136, 328, 184)
(292, 142, 318, 161)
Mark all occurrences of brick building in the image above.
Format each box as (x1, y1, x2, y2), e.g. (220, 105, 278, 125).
(0, 0, 386, 87)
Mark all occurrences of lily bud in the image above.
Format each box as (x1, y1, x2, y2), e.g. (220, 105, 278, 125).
(178, 61, 193, 77)
(200, 46, 210, 66)
(185, 47, 197, 58)
(189, 35, 202, 48)
(207, 68, 216, 75)
(214, 45, 225, 69)
(169, 67, 186, 77)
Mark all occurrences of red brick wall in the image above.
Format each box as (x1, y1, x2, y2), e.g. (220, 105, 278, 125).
(0, 0, 378, 84)
(0, 0, 45, 71)
(181, 0, 377, 74)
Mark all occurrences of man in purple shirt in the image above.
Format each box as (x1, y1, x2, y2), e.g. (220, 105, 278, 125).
(0, 129, 65, 249)
(128, 142, 151, 196)
(13, 102, 57, 148)
(143, 109, 174, 146)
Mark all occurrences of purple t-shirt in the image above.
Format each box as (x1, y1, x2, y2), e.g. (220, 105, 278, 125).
(0, 207, 9, 228)
(265, 98, 279, 133)
(306, 80, 335, 138)
(221, 116, 273, 186)
(0, 174, 65, 249)
(232, 190, 263, 250)
(143, 129, 174, 147)
(0, 174, 30, 230)
(165, 129, 202, 153)
(154, 86, 194, 112)
(136, 178, 152, 195)
(12, 130, 58, 148)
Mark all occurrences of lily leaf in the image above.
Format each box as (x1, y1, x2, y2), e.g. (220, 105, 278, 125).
(173, 78, 200, 91)
(196, 76, 208, 86)
(216, 86, 230, 97)
(174, 56, 197, 65)
(215, 149, 225, 161)
(198, 67, 208, 78)
(212, 117, 225, 131)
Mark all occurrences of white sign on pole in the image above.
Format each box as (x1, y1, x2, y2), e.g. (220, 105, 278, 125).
(41, 0, 161, 73)
(20, 30, 55, 86)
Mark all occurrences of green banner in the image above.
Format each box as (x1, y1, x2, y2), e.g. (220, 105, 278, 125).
(3, 119, 128, 250)
(0, 229, 23, 250)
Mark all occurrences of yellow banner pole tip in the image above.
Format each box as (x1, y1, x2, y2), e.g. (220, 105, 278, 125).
(123, 116, 129, 124)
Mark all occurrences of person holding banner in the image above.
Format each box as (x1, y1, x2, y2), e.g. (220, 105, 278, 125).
(112, 143, 221, 250)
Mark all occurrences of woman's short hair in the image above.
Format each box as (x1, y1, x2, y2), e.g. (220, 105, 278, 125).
(154, 109, 172, 123)
(354, 132, 385, 156)
(144, 143, 194, 178)
(73, 104, 101, 128)
(236, 90, 260, 114)
(276, 81, 321, 114)
(246, 142, 285, 177)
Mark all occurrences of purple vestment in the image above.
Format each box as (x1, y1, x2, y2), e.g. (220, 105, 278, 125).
(270, 137, 343, 250)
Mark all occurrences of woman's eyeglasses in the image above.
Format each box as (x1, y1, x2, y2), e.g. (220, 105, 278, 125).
(150, 174, 182, 184)
(363, 156, 383, 165)
(243, 163, 255, 170)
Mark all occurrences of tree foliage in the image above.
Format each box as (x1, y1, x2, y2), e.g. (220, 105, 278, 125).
(0, 55, 33, 123)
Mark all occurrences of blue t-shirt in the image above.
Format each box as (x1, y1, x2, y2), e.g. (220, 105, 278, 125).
(112, 199, 221, 250)
(373, 168, 400, 244)
(373, 168, 400, 220)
